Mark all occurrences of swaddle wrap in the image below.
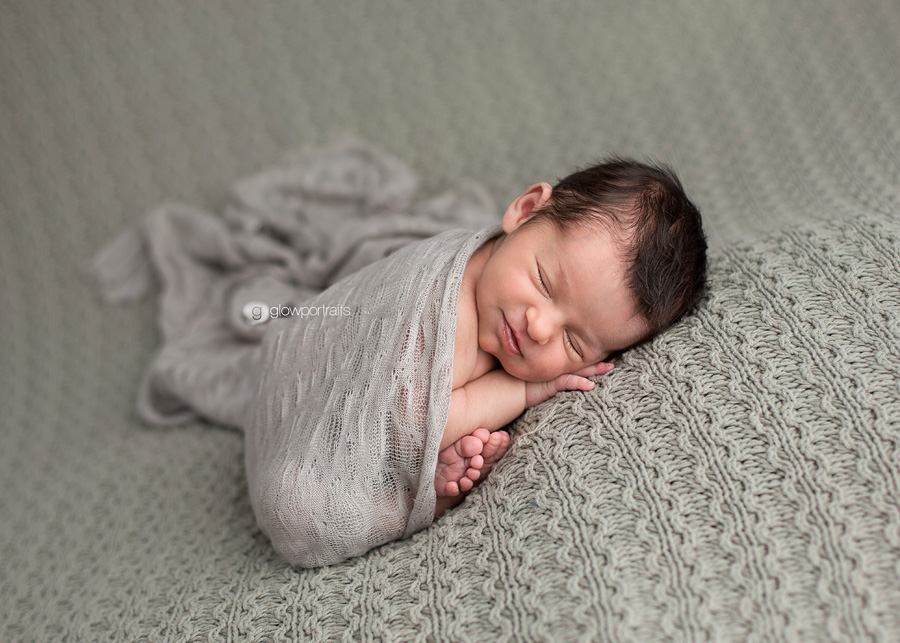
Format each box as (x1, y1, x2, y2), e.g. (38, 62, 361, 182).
(247, 226, 499, 566)
(87, 141, 499, 566)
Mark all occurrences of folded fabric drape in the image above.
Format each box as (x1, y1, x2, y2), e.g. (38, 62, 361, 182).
(87, 141, 499, 566)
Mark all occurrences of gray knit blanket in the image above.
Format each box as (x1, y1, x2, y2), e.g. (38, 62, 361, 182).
(88, 142, 498, 566)
(86, 140, 900, 636)
(586, 213, 900, 639)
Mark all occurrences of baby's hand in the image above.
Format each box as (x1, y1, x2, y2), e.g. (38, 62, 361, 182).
(523, 360, 615, 408)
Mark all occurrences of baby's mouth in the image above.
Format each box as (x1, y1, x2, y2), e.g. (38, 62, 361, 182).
(501, 313, 522, 356)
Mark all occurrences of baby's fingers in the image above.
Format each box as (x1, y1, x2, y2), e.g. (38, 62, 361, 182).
(572, 359, 615, 379)
(526, 374, 595, 407)
(555, 373, 595, 392)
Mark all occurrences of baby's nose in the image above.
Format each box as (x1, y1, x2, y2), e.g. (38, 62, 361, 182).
(525, 306, 556, 345)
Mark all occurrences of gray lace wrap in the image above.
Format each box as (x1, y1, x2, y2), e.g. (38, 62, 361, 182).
(87, 141, 499, 566)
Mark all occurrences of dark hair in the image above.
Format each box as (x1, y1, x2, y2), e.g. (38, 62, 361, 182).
(524, 157, 708, 337)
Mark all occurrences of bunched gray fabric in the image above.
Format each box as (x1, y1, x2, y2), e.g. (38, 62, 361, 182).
(87, 142, 498, 566)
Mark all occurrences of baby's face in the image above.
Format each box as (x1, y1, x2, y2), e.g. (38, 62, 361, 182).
(476, 209, 648, 383)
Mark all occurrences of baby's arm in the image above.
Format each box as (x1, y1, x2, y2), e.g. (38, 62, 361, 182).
(440, 361, 614, 450)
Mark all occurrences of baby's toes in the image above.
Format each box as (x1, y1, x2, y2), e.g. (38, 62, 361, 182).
(471, 428, 491, 444)
(457, 434, 486, 458)
(482, 431, 510, 463)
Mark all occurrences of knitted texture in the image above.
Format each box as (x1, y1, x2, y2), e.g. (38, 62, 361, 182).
(3, 0, 900, 640)
(557, 213, 900, 640)
(87, 142, 499, 567)
(85, 141, 495, 430)
(87, 163, 900, 632)
(245, 227, 497, 566)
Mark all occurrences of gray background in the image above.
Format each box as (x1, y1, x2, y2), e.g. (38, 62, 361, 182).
(2, 1, 899, 640)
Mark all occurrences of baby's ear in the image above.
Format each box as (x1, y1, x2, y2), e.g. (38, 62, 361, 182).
(501, 182, 553, 233)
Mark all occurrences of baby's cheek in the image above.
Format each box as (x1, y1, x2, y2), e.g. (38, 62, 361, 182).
(527, 355, 570, 382)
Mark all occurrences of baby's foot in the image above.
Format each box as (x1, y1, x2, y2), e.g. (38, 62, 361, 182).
(433, 429, 510, 518)
(478, 430, 510, 482)
(434, 428, 491, 497)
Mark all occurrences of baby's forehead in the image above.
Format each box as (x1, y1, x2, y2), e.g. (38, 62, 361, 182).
(551, 219, 634, 259)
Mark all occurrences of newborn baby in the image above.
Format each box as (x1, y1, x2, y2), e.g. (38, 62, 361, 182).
(89, 145, 706, 567)
(432, 159, 707, 518)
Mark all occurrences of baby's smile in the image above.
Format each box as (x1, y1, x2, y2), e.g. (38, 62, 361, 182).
(501, 313, 521, 356)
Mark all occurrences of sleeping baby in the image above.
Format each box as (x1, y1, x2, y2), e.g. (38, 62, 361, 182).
(89, 145, 706, 568)
(432, 159, 708, 518)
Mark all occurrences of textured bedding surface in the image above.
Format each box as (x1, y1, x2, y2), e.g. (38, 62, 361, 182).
(2, 0, 900, 641)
